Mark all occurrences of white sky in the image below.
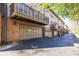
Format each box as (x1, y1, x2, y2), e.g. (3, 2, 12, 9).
(62, 18, 75, 29)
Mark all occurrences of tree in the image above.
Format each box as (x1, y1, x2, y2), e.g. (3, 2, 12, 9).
(38, 3, 79, 21)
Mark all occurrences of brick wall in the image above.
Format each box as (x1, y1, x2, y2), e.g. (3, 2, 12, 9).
(7, 18, 44, 43)
(7, 18, 20, 43)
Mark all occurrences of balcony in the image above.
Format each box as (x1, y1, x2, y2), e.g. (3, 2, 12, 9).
(50, 22, 58, 30)
(10, 3, 49, 25)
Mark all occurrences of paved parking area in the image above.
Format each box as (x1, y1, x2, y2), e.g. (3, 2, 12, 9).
(0, 46, 79, 56)
(0, 33, 79, 56)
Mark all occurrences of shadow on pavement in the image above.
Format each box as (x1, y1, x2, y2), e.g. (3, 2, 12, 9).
(0, 33, 79, 51)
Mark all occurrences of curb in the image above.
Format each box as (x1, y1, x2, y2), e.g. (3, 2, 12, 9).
(73, 43, 79, 48)
(0, 43, 18, 51)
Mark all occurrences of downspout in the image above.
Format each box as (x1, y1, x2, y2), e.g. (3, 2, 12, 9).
(1, 3, 8, 45)
(43, 9, 45, 38)
(0, 4, 1, 15)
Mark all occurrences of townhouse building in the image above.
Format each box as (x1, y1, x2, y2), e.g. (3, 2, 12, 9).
(0, 3, 69, 45)
(42, 9, 59, 37)
(17, 3, 65, 38)
(40, 9, 68, 37)
(20, 3, 69, 37)
(0, 3, 49, 44)
(57, 18, 69, 35)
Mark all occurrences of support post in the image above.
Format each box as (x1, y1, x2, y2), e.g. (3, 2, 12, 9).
(1, 3, 8, 45)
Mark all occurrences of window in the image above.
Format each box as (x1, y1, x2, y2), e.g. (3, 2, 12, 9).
(18, 4, 24, 12)
(42, 15, 44, 20)
(51, 15, 53, 18)
(43, 16, 45, 20)
(18, 4, 30, 15)
(34, 11, 38, 19)
(29, 9, 33, 17)
(39, 13, 42, 20)
(45, 17, 48, 21)
(24, 5, 28, 14)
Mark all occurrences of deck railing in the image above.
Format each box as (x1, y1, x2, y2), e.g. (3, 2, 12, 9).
(50, 22, 58, 30)
(10, 3, 49, 25)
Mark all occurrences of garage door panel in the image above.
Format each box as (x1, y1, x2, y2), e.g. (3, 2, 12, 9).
(45, 31, 52, 37)
(54, 31, 58, 37)
(19, 25, 42, 40)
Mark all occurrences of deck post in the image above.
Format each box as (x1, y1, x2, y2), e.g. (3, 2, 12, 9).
(1, 3, 8, 45)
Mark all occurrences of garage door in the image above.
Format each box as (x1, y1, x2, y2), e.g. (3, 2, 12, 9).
(54, 31, 58, 37)
(19, 25, 42, 40)
(45, 30, 53, 37)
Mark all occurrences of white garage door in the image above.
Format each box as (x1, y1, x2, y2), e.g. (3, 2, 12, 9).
(54, 31, 58, 37)
(45, 31, 52, 37)
(19, 25, 42, 40)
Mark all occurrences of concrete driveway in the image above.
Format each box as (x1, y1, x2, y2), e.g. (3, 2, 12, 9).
(0, 33, 79, 56)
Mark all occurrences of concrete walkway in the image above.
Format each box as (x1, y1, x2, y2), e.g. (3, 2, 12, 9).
(0, 33, 79, 56)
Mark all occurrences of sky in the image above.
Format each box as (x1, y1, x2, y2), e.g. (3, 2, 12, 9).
(62, 18, 74, 29)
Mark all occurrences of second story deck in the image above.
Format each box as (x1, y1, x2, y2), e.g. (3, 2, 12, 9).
(10, 3, 49, 25)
